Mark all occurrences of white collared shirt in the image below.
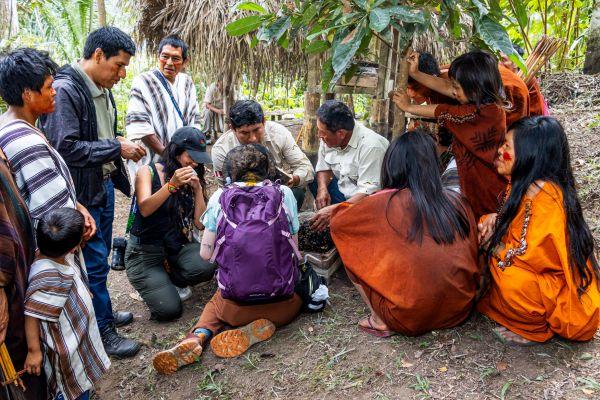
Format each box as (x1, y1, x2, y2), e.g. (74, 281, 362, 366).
(211, 121, 315, 186)
(315, 122, 388, 198)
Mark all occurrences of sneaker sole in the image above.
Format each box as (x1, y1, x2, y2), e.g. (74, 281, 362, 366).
(210, 319, 275, 358)
(153, 338, 203, 375)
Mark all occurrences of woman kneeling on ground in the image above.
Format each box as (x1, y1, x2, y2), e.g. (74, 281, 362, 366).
(477, 116, 600, 345)
(153, 144, 303, 374)
(125, 127, 216, 321)
(330, 129, 480, 337)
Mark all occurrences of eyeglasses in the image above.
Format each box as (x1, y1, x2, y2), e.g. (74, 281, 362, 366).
(159, 53, 183, 64)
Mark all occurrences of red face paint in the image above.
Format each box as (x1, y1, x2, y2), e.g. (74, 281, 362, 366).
(502, 152, 512, 161)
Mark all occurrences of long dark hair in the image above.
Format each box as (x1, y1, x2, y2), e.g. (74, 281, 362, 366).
(162, 141, 208, 232)
(448, 51, 506, 108)
(486, 116, 599, 295)
(381, 129, 471, 244)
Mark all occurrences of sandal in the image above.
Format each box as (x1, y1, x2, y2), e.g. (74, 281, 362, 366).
(358, 315, 395, 338)
(211, 319, 275, 358)
(492, 326, 537, 347)
(153, 337, 204, 375)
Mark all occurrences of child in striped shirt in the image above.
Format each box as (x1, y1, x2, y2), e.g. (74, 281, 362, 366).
(23, 208, 110, 400)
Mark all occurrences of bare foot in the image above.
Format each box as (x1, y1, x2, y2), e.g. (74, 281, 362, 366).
(493, 326, 536, 346)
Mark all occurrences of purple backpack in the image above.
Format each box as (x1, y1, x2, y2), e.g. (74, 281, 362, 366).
(210, 181, 301, 302)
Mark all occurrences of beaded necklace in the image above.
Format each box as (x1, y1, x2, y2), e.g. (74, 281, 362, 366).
(493, 182, 533, 271)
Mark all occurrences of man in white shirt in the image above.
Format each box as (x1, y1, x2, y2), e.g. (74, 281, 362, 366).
(211, 100, 314, 209)
(201, 80, 225, 139)
(125, 35, 202, 179)
(310, 100, 389, 230)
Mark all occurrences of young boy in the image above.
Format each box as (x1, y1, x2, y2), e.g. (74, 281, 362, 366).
(23, 208, 110, 400)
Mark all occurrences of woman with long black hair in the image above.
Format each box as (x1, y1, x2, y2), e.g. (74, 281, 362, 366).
(478, 116, 600, 344)
(330, 129, 480, 337)
(125, 127, 215, 321)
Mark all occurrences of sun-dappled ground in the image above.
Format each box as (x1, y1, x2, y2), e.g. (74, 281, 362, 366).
(94, 103, 600, 400)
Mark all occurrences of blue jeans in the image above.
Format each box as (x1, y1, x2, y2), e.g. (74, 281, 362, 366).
(82, 179, 115, 330)
(309, 176, 346, 205)
(56, 391, 89, 400)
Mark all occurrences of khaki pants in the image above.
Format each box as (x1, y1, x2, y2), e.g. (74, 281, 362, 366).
(194, 290, 302, 335)
(125, 241, 216, 321)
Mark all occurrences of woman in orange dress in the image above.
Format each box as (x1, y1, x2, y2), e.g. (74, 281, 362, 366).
(478, 116, 600, 344)
(331, 129, 480, 337)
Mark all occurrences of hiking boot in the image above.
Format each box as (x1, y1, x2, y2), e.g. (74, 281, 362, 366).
(153, 333, 206, 375)
(101, 325, 141, 358)
(210, 319, 275, 358)
(113, 311, 134, 328)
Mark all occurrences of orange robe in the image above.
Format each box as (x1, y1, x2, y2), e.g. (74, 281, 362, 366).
(527, 78, 546, 116)
(478, 183, 600, 342)
(331, 189, 480, 336)
(498, 65, 530, 126)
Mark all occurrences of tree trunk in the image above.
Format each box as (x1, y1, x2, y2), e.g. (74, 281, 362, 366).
(583, 5, 600, 74)
(301, 54, 321, 156)
(1, 0, 19, 38)
(391, 45, 411, 137)
(370, 36, 392, 137)
(97, 0, 107, 26)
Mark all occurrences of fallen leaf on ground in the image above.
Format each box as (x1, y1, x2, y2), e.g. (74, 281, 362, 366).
(400, 359, 414, 368)
(213, 363, 225, 373)
(414, 350, 424, 359)
(496, 362, 509, 371)
(581, 388, 594, 395)
(439, 366, 448, 372)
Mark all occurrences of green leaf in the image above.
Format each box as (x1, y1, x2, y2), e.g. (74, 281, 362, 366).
(321, 58, 334, 92)
(388, 6, 426, 24)
(225, 15, 263, 36)
(278, 31, 289, 49)
(343, 63, 358, 83)
(306, 40, 330, 54)
(499, 381, 511, 400)
(471, 0, 489, 17)
(369, 8, 391, 33)
(235, 1, 267, 14)
(250, 35, 259, 48)
(330, 24, 367, 90)
(475, 15, 526, 71)
(302, 4, 318, 25)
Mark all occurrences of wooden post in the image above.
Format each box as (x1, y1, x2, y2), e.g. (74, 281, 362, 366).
(370, 36, 392, 136)
(391, 45, 411, 137)
(301, 54, 321, 155)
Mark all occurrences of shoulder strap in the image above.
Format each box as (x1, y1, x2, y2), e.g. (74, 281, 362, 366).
(153, 70, 187, 126)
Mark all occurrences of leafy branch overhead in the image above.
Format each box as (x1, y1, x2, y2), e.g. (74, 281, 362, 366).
(226, 0, 525, 91)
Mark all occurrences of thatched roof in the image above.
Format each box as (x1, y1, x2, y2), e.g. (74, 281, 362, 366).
(133, 1, 467, 91)
(134, 0, 306, 90)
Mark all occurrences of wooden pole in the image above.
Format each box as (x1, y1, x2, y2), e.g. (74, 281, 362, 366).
(370, 36, 392, 136)
(301, 54, 321, 155)
(391, 44, 411, 137)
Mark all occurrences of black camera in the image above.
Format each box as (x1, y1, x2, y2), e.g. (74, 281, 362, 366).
(111, 237, 128, 271)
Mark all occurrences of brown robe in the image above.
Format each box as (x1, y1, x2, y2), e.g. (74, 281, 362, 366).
(331, 189, 480, 336)
(435, 103, 508, 219)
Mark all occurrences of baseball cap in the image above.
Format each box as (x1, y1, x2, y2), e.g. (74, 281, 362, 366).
(170, 127, 212, 164)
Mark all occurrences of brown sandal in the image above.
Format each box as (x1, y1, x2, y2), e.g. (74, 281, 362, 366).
(210, 319, 276, 358)
(153, 337, 204, 374)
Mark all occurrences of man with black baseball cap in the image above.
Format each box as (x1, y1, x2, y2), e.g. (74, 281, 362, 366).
(124, 126, 216, 322)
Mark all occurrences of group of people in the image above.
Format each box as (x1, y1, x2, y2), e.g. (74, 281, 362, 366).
(0, 24, 598, 400)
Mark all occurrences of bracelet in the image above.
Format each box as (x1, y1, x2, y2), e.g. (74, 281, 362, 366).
(167, 182, 178, 194)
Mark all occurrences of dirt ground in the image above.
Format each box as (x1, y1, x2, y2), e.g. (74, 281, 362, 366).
(94, 106, 600, 400)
